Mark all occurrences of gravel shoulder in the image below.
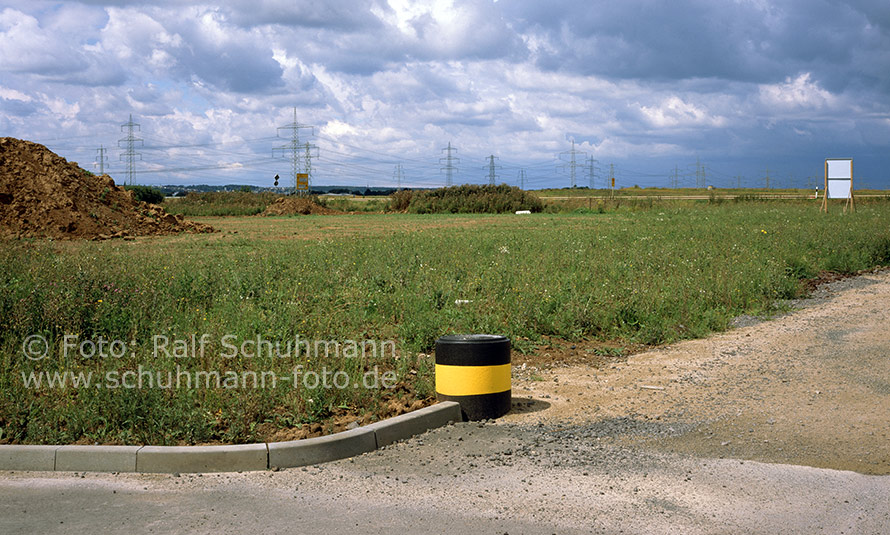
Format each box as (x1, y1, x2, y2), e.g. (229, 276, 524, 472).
(507, 268, 890, 475)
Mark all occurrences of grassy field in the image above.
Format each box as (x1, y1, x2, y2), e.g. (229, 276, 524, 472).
(2, 202, 890, 445)
(164, 191, 281, 216)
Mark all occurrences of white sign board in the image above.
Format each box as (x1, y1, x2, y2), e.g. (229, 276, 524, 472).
(827, 159, 852, 179)
(827, 180, 852, 199)
(825, 158, 852, 199)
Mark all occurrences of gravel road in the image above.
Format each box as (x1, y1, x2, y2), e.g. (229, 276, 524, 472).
(2, 270, 889, 534)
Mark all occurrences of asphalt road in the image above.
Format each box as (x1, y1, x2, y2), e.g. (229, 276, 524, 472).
(2, 421, 889, 534)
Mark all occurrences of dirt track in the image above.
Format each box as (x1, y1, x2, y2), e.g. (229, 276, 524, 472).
(507, 268, 890, 475)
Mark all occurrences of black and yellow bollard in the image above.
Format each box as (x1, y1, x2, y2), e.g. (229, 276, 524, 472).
(435, 334, 511, 421)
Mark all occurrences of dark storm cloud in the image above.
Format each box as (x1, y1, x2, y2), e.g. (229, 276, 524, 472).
(0, 96, 39, 116)
(504, 0, 890, 94)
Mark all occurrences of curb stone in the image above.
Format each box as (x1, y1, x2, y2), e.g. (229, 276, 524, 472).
(56, 445, 141, 473)
(0, 401, 462, 474)
(269, 427, 377, 468)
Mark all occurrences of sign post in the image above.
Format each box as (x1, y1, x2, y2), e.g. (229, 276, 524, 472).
(822, 158, 854, 212)
(296, 173, 309, 193)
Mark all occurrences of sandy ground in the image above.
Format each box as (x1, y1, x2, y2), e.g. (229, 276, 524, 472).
(507, 268, 890, 475)
(1, 270, 889, 534)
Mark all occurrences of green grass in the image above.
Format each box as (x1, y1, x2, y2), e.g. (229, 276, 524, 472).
(2, 203, 890, 445)
(164, 191, 281, 216)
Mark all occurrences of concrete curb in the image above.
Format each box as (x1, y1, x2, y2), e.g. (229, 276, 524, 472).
(269, 427, 377, 469)
(0, 401, 461, 474)
(137, 443, 269, 474)
(57, 445, 140, 473)
(365, 400, 463, 448)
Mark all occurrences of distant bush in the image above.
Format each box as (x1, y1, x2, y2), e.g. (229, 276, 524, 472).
(164, 191, 281, 216)
(125, 185, 165, 205)
(393, 184, 543, 214)
(388, 189, 415, 212)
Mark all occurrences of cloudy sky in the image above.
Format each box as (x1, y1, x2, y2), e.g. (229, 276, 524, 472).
(1, 0, 888, 189)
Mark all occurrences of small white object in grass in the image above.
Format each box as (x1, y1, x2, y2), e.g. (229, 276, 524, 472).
(515, 210, 531, 214)
(454, 299, 472, 305)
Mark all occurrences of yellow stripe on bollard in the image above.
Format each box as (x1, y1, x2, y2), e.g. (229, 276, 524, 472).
(434, 363, 511, 397)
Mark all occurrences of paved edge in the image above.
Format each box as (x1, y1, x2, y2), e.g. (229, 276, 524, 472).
(0, 402, 462, 474)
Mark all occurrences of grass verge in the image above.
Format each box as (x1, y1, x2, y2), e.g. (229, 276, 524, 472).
(1, 203, 889, 445)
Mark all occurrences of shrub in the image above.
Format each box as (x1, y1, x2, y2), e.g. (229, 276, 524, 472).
(400, 184, 543, 214)
(388, 189, 415, 212)
(164, 191, 281, 216)
(125, 185, 165, 205)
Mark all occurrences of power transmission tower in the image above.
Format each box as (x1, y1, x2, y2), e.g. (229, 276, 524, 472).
(485, 155, 500, 185)
(559, 139, 586, 188)
(440, 142, 459, 187)
(304, 141, 319, 191)
(735, 175, 743, 189)
(694, 158, 707, 188)
(764, 167, 771, 189)
(609, 163, 615, 198)
(518, 169, 527, 190)
(394, 164, 404, 189)
(95, 145, 108, 175)
(273, 107, 314, 194)
(670, 165, 680, 188)
(118, 114, 142, 185)
(586, 156, 598, 188)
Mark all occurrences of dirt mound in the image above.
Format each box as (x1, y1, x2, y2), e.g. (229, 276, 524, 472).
(262, 196, 342, 216)
(0, 138, 213, 239)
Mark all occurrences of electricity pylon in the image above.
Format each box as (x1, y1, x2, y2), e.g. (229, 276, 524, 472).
(394, 163, 404, 189)
(95, 145, 107, 175)
(586, 156, 598, 188)
(440, 142, 459, 187)
(118, 114, 142, 185)
(559, 139, 586, 188)
(485, 155, 500, 185)
(273, 107, 314, 194)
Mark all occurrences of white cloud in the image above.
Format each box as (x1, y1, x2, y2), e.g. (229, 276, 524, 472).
(639, 96, 728, 128)
(759, 73, 836, 109)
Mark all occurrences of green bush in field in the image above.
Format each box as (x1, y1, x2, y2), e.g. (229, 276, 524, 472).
(164, 191, 281, 216)
(393, 184, 543, 214)
(125, 185, 164, 205)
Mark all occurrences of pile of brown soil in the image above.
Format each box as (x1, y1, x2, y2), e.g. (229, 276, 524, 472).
(262, 196, 343, 216)
(0, 137, 213, 239)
